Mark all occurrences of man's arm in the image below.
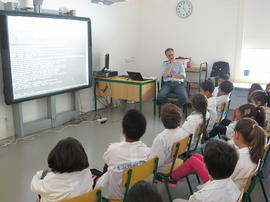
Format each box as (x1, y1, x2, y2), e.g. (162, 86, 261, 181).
(171, 74, 185, 79)
(171, 61, 186, 79)
(163, 62, 174, 78)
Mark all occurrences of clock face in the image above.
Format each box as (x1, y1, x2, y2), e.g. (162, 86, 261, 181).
(176, 0, 193, 18)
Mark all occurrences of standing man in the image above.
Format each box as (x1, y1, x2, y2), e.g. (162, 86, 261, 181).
(158, 48, 188, 108)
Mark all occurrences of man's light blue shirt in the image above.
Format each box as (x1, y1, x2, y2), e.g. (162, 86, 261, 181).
(162, 60, 186, 83)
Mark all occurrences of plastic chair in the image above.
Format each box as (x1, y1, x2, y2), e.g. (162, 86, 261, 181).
(242, 160, 262, 202)
(183, 121, 210, 194)
(104, 157, 159, 202)
(156, 135, 192, 202)
(59, 187, 103, 202)
(216, 100, 231, 123)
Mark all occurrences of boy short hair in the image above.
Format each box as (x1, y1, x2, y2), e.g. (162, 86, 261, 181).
(204, 140, 238, 180)
(122, 109, 146, 141)
(48, 137, 89, 173)
(161, 104, 182, 129)
(126, 181, 163, 202)
(201, 79, 215, 94)
(219, 80, 234, 94)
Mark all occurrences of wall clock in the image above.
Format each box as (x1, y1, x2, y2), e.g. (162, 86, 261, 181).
(176, 0, 193, 18)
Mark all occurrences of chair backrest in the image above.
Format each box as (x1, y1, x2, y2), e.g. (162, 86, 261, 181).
(237, 189, 244, 202)
(218, 100, 231, 122)
(210, 61, 230, 77)
(167, 135, 191, 175)
(121, 157, 159, 201)
(243, 159, 262, 199)
(59, 187, 102, 202)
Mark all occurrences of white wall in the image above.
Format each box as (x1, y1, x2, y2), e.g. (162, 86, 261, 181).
(0, 0, 245, 139)
(0, 0, 139, 139)
(136, 0, 240, 80)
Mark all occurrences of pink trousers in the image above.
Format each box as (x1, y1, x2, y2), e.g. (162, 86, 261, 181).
(171, 154, 209, 183)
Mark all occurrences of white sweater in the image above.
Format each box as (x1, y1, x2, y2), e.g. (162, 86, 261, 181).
(31, 168, 93, 202)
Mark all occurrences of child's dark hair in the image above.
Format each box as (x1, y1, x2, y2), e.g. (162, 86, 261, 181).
(48, 137, 89, 173)
(266, 83, 270, 92)
(165, 48, 174, 55)
(161, 104, 182, 129)
(250, 90, 270, 107)
(191, 93, 208, 125)
(201, 79, 215, 94)
(235, 118, 266, 164)
(248, 83, 263, 103)
(204, 140, 238, 179)
(238, 104, 266, 127)
(126, 181, 163, 202)
(122, 109, 146, 141)
(219, 80, 234, 94)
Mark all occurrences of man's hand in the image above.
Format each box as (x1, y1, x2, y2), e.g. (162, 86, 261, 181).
(163, 61, 174, 77)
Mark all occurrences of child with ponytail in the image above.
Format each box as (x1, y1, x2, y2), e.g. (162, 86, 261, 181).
(250, 90, 270, 131)
(171, 118, 266, 190)
(231, 118, 266, 189)
(181, 93, 209, 146)
(208, 103, 265, 139)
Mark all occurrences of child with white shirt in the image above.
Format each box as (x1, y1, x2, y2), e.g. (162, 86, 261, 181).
(150, 104, 187, 171)
(216, 80, 234, 120)
(200, 79, 216, 132)
(208, 103, 265, 139)
(173, 140, 240, 202)
(249, 90, 270, 131)
(231, 118, 266, 189)
(212, 74, 230, 97)
(95, 109, 150, 200)
(181, 93, 210, 145)
(31, 137, 93, 202)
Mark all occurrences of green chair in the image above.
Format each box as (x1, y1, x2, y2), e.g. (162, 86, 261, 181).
(242, 160, 262, 202)
(217, 100, 231, 123)
(156, 135, 192, 202)
(242, 141, 270, 202)
(104, 157, 159, 202)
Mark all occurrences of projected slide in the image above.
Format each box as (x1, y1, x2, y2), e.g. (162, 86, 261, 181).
(6, 15, 90, 101)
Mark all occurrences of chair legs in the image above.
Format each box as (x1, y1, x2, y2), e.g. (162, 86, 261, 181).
(164, 179, 173, 202)
(259, 178, 269, 202)
(185, 176, 193, 195)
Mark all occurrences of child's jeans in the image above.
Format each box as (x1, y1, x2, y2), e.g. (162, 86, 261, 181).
(171, 154, 209, 183)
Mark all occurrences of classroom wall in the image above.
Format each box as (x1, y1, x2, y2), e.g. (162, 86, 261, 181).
(136, 0, 240, 80)
(0, 0, 139, 139)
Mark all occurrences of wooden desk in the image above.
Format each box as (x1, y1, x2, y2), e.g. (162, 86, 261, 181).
(94, 76, 157, 113)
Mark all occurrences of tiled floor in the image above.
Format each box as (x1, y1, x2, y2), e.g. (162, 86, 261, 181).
(0, 101, 269, 202)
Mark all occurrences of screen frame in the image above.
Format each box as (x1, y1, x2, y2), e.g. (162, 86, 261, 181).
(0, 11, 92, 105)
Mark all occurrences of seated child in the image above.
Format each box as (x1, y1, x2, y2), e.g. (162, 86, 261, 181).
(231, 118, 266, 189)
(173, 140, 240, 202)
(212, 74, 230, 97)
(200, 79, 217, 132)
(181, 93, 210, 147)
(171, 118, 266, 191)
(215, 80, 234, 120)
(247, 83, 263, 103)
(95, 109, 150, 200)
(30, 137, 93, 202)
(126, 181, 163, 202)
(250, 90, 270, 131)
(150, 104, 188, 171)
(208, 103, 265, 139)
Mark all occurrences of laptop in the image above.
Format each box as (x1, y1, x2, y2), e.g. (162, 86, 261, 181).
(127, 71, 148, 81)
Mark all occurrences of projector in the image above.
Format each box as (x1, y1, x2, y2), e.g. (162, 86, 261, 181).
(91, 0, 128, 5)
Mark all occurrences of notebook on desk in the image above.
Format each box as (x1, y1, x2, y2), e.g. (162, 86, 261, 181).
(127, 71, 149, 81)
